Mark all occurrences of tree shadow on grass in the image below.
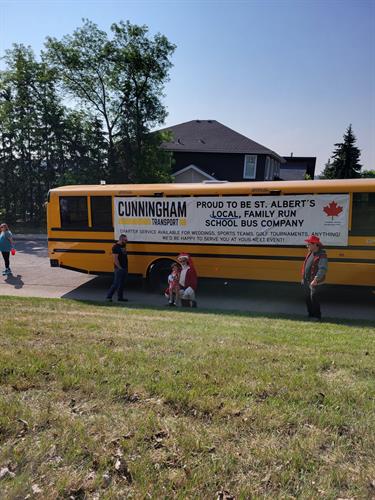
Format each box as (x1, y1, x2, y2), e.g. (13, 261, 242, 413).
(60, 277, 375, 329)
(67, 296, 375, 329)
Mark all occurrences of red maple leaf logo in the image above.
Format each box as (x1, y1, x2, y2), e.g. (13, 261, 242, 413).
(323, 201, 343, 220)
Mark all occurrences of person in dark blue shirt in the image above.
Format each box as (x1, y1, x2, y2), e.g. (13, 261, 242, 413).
(106, 234, 129, 302)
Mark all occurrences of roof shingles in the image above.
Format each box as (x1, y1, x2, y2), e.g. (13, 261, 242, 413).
(160, 120, 285, 162)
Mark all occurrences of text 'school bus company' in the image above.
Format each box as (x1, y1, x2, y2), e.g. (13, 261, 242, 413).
(47, 179, 375, 287)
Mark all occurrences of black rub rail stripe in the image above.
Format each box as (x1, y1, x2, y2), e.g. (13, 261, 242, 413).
(48, 237, 375, 252)
(59, 264, 113, 275)
(51, 227, 114, 232)
(53, 249, 106, 254)
(54, 249, 375, 264)
(58, 264, 142, 278)
(59, 264, 100, 274)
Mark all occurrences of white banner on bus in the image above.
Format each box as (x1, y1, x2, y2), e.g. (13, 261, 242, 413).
(114, 194, 350, 246)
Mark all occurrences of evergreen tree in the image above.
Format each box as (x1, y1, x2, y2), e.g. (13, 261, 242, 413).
(321, 125, 362, 179)
(0, 45, 41, 221)
(321, 158, 335, 179)
(0, 79, 18, 221)
(0, 45, 110, 223)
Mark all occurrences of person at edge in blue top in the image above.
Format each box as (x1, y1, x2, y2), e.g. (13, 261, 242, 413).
(106, 234, 129, 303)
(0, 223, 15, 276)
(301, 234, 328, 321)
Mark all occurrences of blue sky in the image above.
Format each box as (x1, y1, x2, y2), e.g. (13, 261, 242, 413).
(1, 0, 374, 173)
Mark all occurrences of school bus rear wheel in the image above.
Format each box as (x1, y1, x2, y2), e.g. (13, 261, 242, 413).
(148, 259, 175, 293)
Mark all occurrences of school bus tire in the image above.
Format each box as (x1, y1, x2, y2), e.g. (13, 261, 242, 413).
(147, 259, 175, 293)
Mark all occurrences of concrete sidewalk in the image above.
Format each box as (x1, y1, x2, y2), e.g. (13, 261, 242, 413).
(14, 233, 47, 241)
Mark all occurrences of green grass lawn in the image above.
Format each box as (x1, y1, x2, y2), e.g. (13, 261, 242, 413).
(1, 297, 374, 499)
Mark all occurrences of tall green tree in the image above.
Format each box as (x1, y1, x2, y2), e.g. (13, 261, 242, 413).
(0, 45, 44, 221)
(0, 45, 109, 223)
(0, 77, 18, 220)
(61, 111, 108, 185)
(321, 125, 362, 179)
(45, 19, 175, 183)
(321, 158, 334, 179)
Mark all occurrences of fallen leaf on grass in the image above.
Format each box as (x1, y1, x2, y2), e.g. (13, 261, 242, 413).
(110, 432, 133, 444)
(114, 458, 133, 483)
(99, 338, 115, 346)
(216, 489, 235, 500)
(15, 418, 29, 437)
(31, 484, 42, 494)
(17, 418, 29, 427)
(118, 392, 141, 404)
(261, 472, 271, 483)
(11, 383, 36, 392)
(102, 471, 111, 487)
(255, 390, 270, 402)
(149, 429, 170, 449)
(65, 486, 86, 500)
(85, 471, 96, 481)
(205, 445, 216, 454)
(0, 467, 16, 479)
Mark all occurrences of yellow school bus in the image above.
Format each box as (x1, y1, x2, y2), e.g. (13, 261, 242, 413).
(47, 179, 375, 287)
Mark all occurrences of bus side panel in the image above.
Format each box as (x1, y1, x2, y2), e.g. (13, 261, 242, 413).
(48, 239, 375, 286)
(47, 193, 62, 231)
(192, 257, 375, 286)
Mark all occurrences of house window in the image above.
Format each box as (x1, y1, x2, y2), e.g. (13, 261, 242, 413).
(265, 157, 270, 180)
(266, 158, 280, 180)
(270, 160, 277, 181)
(275, 161, 280, 179)
(243, 155, 257, 179)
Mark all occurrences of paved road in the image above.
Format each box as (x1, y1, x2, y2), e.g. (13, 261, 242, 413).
(1, 238, 374, 322)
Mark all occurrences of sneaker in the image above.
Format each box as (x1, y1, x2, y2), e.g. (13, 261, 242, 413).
(2, 270, 6, 276)
(168, 302, 175, 306)
(118, 298, 128, 302)
(5, 268, 11, 275)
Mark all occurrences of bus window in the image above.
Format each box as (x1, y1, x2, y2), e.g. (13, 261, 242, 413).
(91, 196, 113, 230)
(351, 192, 375, 235)
(60, 196, 88, 228)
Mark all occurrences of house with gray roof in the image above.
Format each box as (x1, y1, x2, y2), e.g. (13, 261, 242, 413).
(159, 120, 286, 182)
